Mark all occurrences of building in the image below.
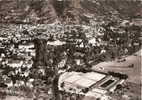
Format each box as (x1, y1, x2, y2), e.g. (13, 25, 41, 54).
(58, 71, 127, 100)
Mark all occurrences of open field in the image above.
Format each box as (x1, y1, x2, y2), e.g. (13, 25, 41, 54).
(92, 49, 141, 84)
(92, 49, 141, 100)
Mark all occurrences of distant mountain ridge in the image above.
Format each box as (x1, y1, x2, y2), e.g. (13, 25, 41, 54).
(81, 0, 142, 19)
(0, 0, 141, 24)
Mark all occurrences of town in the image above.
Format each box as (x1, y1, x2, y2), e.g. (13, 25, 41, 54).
(0, 0, 141, 100)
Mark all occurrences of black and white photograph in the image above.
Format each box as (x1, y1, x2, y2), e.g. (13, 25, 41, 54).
(0, 0, 141, 100)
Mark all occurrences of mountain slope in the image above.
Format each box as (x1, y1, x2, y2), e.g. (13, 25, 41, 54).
(0, 0, 57, 24)
(0, 0, 141, 24)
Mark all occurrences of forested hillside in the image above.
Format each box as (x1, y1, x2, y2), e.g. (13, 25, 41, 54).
(0, 0, 141, 24)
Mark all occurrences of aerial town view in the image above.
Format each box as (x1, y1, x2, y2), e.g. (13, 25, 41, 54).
(0, 0, 141, 100)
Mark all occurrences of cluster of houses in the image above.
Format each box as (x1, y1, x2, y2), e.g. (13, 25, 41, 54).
(0, 35, 35, 88)
(0, 17, 140, 99)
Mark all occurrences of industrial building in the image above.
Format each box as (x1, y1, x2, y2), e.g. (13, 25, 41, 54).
(58, 71, 126, 100)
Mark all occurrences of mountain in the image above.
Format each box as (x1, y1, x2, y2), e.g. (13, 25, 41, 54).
(81, 0, 142, 19)
(0, 0, 57, 24)
(0, 0, 141, 24)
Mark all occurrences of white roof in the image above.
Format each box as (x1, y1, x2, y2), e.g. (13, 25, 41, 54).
(0, 37, 7, 40)
(75, 77, 95, 87)
(59, 71, 106, 89)
(64, 74, 81, 83)
(47, 40, 66, 46)
(89, 38, 96, 44)
(19, 44, 34, 49)
(83, 72, 106, 82)
(7, 61, 23, 68)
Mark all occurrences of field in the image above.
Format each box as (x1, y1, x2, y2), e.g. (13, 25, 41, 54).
(92, 49, 142, 99)
(92, 49, 141, 84)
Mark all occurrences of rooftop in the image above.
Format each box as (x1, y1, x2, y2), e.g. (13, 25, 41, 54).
(58, 70, 126, 99)
(60, 72, 106, 87)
